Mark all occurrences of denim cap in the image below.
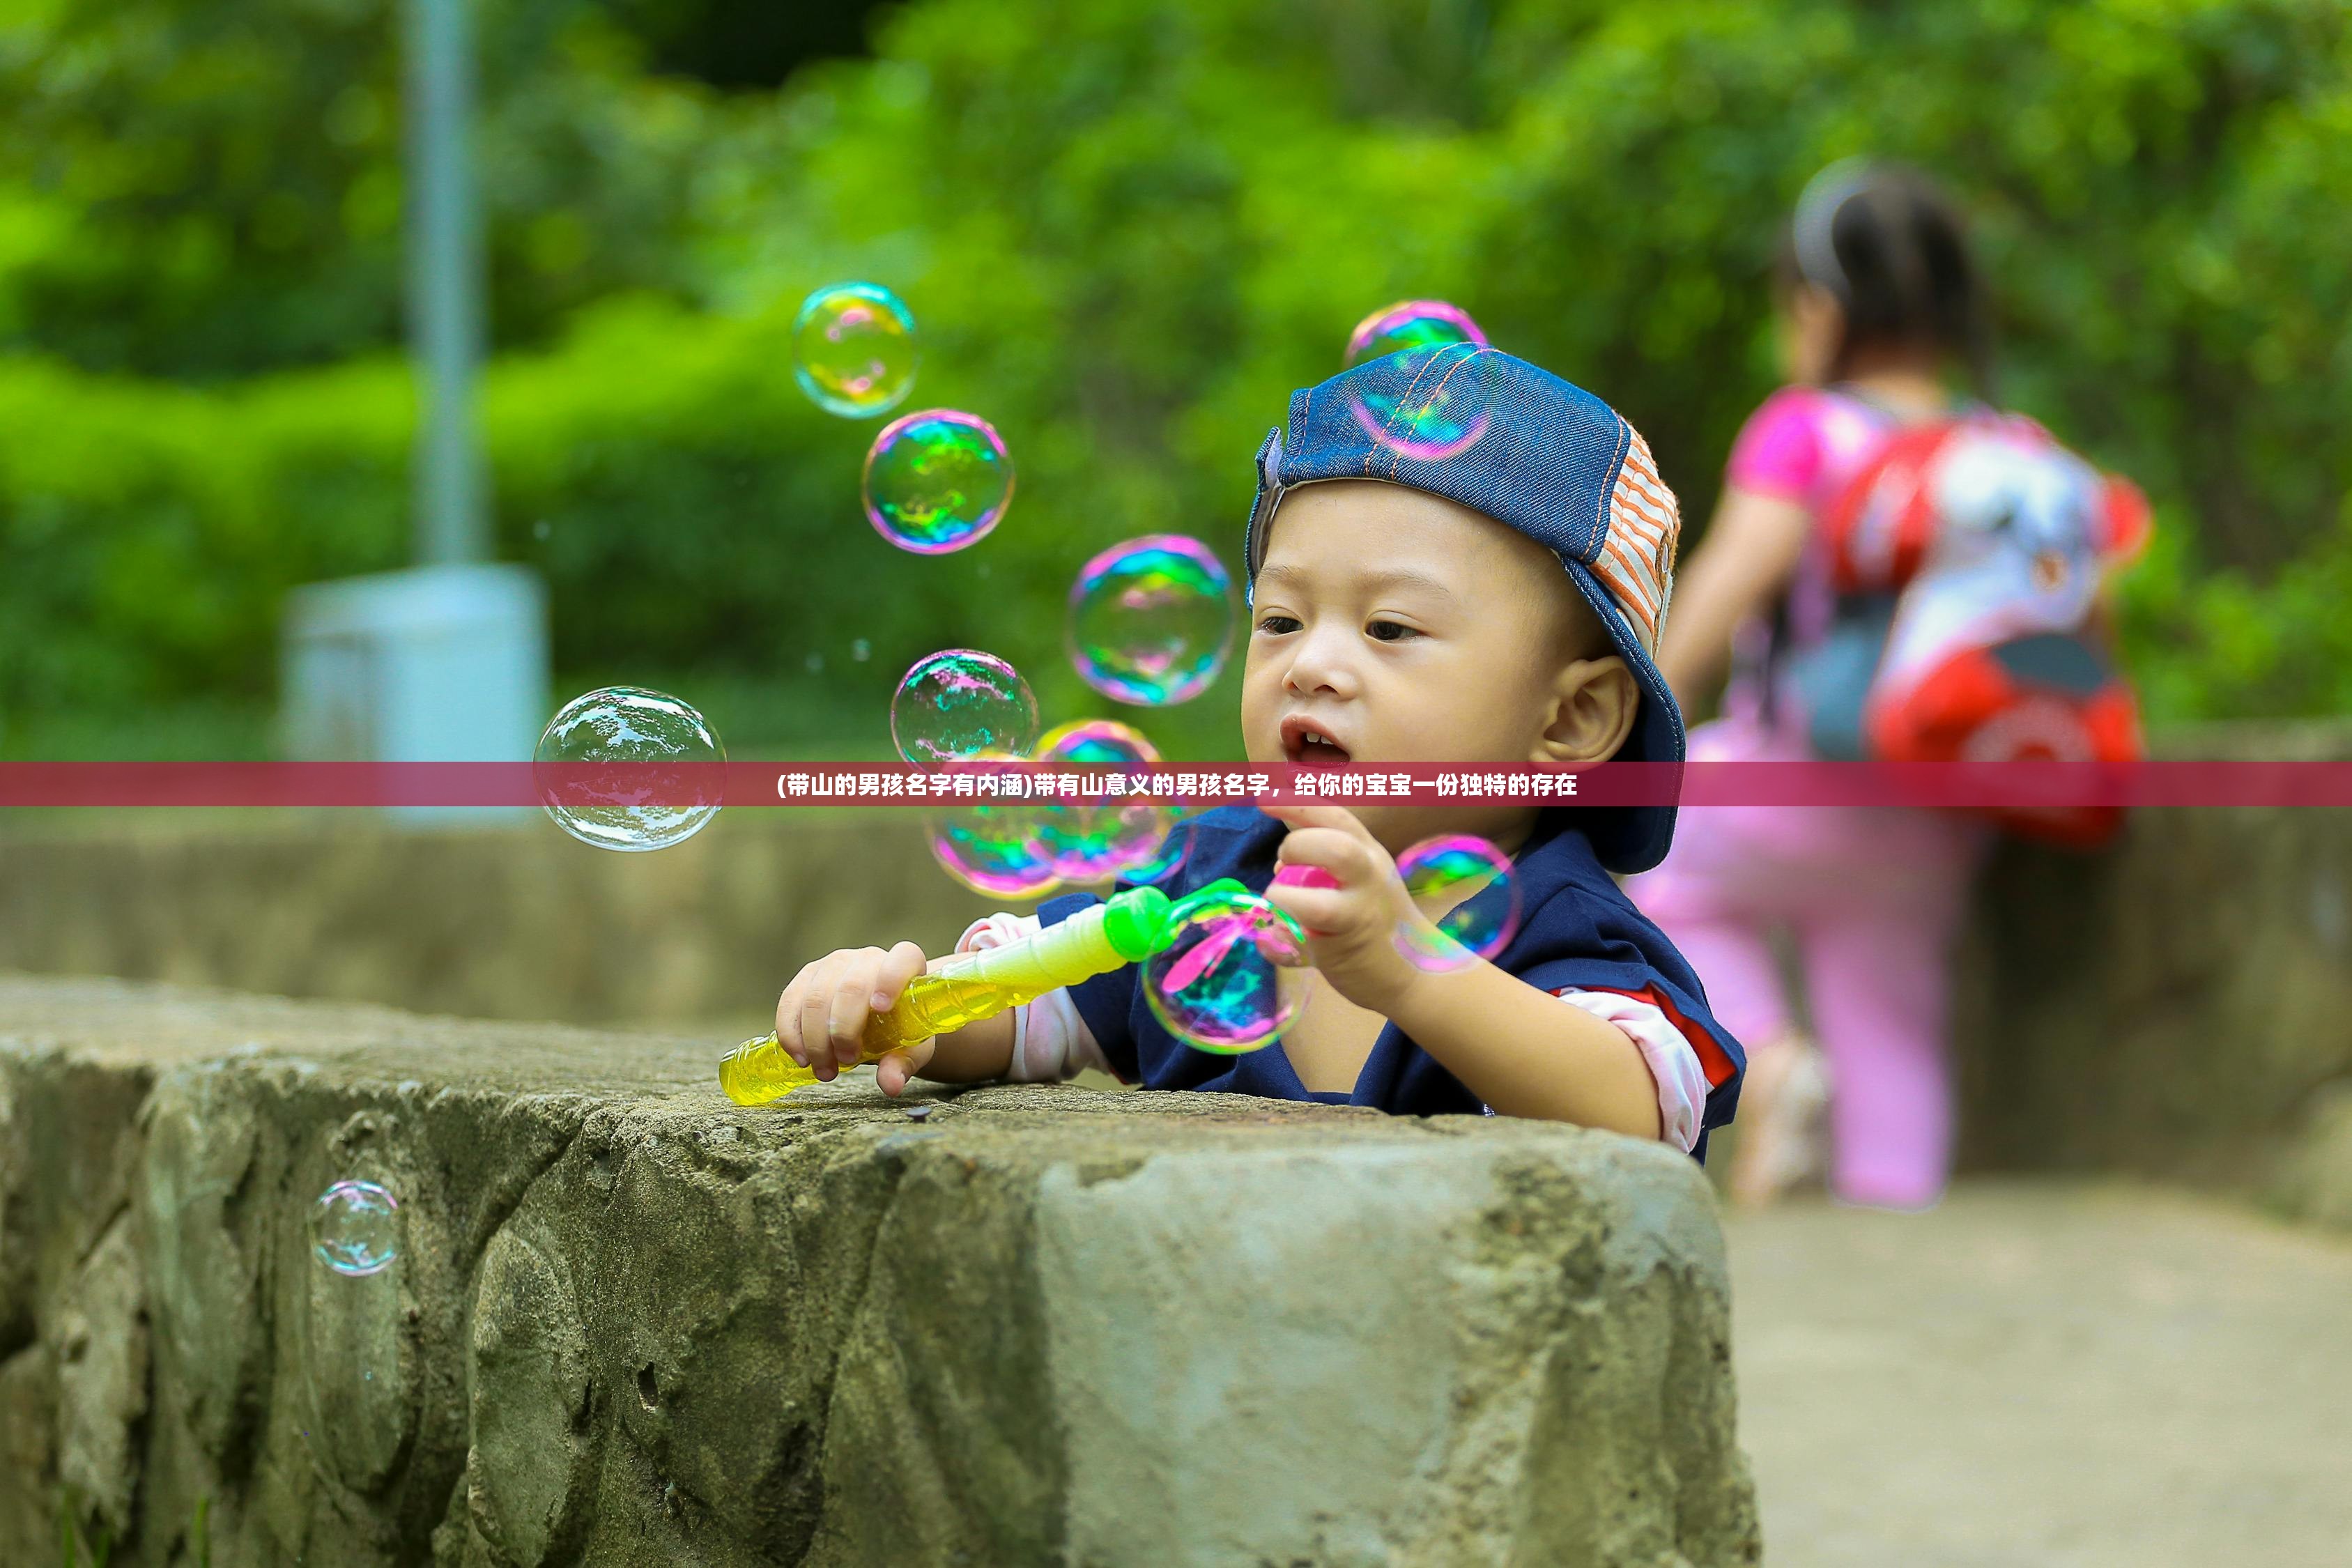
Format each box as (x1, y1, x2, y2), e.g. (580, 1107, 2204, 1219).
(1243, 344, 1686, 873)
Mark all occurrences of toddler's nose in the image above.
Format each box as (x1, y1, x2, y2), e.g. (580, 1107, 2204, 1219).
(1282, 622, 1360, 699)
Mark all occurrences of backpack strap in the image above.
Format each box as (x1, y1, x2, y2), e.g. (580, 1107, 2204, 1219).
(1817, 417, 1967, 594)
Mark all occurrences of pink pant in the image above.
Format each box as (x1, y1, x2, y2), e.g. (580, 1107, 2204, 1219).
(1627, 718, 1985, 1207)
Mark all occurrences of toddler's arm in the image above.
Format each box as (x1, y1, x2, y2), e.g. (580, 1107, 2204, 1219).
(1379, 964, 1668, 1137)
(772, 942, 1017, 1096)
(1263, 804, 1673, 1141)
(771, 914, 1114, 1096)
(949, 914, 1116, 1083)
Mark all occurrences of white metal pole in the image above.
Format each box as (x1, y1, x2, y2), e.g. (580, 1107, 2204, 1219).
(404, 0, 486, 565)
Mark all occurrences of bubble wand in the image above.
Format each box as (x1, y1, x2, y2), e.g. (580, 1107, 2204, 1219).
(719, 882, 1256, 1106)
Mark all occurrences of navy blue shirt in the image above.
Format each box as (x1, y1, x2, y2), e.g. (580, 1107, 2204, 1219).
(1039, 806, 1745, 1161)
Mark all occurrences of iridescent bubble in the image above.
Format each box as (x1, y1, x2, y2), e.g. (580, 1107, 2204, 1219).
(1144, 886, 1311, 1054)
(928, 752, 1059, 898)
(1034, 718, 1162, 769)
(1122, 815, 1196, 886)
(312, 1180, 400, 1277)
(928, 810, 1061, 899)
(891, 650, 1040, 765)
(863, 409, 1014, 554)
(792, 282, 918, 418)
(1066, 535, 1237, 706)
(1346, 341, 1500, 463)
(536, 686, 726, 852)
(1342, 298, 1488, 368)
(1032, 719, 1171, 882)
(1393, 834, 1521, 972)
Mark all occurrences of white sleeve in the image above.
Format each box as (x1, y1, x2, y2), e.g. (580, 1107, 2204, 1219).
(952, 914, 1112, 1082)
(1547, 988, 1709, 1154)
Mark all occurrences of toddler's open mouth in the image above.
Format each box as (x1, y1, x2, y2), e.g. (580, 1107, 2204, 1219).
(1280, 716, 1353, 764)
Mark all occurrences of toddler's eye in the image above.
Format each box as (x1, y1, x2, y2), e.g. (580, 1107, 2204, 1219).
(1256, 614, 1302, 636)
(1366, 619, 1419, 643)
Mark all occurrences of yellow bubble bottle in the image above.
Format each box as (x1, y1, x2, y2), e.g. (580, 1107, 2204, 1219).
(718, 884, 1174, 1107)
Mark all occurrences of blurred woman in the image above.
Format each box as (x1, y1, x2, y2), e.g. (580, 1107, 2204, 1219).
(1634, 162, 1991, 1209)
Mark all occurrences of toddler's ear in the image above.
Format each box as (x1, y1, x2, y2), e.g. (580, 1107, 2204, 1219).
(1537, 656, 1639, 764)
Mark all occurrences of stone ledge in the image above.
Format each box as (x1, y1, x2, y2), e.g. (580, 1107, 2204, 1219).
(0, 975, 1758, 1567)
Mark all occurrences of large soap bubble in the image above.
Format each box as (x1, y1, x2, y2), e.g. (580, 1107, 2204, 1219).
(792, 282, 918, 418)
(927, 751, 1059, 898)
(1346, 341, 1500, 463)
(928, 813, 1060, 899)
(537, 686, 726, 852)
(1144, 886, 1311, 1054)
(1343, 298, 1488, 368)
(892, 650, 1040, 766)
(312, 1180, 401, 1277)
(928, 813, 1061, 899)
(1066, 535, 1237, 706)
(1033, 717, 1161, 769)
(1393, 834, 1521, 972)
(863, 409, 1014, 554)
(1032, 718, 1171, 883)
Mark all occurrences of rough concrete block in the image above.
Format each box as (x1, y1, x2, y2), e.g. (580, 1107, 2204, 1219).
(8, 726, 2351, 1233)
(1950, 723, 2352, 1222)
(0, 975, 1758, 1566)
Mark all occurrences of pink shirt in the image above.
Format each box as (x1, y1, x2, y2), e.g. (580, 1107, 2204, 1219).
(1725, 384, 1896, 516)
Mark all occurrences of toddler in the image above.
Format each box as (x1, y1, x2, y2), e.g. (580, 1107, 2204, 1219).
(775, 347, 1744, 1156)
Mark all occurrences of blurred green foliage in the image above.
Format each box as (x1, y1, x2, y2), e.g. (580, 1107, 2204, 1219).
(3, 0, 2351, 758)
(0, 0, 720, 374)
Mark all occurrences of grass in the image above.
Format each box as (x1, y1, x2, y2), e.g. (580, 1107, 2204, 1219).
(55, 1488, 111, 1568)
(52, 1489, 209, 1567)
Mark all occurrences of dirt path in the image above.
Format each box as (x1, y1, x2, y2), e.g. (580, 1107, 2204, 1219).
(1723, 1181, 2352, 1567)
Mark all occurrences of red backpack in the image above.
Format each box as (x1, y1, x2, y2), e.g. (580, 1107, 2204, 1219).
(1794, 412, 2151, 845)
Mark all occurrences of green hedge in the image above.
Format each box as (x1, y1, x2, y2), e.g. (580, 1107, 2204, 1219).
(0, 294, 1254, 758)
(6, 0, 2352, 759)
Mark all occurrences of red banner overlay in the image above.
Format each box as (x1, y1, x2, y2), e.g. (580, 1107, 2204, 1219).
(2, 760, 2351, 809)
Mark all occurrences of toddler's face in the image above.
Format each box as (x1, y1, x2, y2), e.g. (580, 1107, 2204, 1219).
(1240, 480, 1638, 850)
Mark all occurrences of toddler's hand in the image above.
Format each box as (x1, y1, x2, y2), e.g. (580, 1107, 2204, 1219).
(1261, 805, 1437, 1016)
(774, 941, 934, 1096)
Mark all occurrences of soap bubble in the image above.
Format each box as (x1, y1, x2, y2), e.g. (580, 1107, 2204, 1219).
(863, 409, 1014, 554)
(1393, 834, 1521, 972)
(928, 753, 1059, 898)
(1066, 535, 1237, 706)
(930, 833, 1058, 898)
(792, 282, 918, 418)
(892, 650, 1039, 765)
(537, 686, 726, 852)
(1032, 719, 1171, 883)
(1144, 886, 1311, 1054)
(1346, 341, 1500, 463)
(1034, 717, 1161, 769)
(1121, 815, 1196, 885)
(312, 1181, 400, 1277)
(1343, 299, 1488, 368)
(929, 811, 1061, 899)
